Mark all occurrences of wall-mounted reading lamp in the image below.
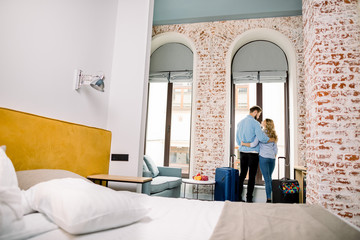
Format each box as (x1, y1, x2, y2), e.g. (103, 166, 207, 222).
(74, 69, 105, 92)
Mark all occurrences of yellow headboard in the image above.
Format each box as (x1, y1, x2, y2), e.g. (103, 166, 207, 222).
(0, 108, 111, 177)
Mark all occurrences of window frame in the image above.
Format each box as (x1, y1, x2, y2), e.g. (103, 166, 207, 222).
(144, 81, 193, 178)
(230, 80, 290, 185)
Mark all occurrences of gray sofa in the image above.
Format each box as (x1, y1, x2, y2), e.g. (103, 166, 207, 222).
(141, 155, 182, 198)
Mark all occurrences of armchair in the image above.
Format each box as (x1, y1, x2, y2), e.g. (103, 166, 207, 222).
(141, 155, 182, 198)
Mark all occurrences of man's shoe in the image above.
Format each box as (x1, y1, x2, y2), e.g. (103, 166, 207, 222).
(266, 199, 272, 203)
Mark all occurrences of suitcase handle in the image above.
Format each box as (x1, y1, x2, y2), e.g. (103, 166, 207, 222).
(230, 154, 236, 168)
(277, 156, 288, 179)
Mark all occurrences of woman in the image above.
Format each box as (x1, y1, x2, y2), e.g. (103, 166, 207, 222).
(241, 118, 278, 203)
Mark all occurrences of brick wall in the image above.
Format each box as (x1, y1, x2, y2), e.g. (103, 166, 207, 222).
(152, 0, 360, 227)
(153, 17, 305, 183)
(303, 0, 360, 226)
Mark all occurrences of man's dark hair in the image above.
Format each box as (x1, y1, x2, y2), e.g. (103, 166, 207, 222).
(250, 105, 262, 113)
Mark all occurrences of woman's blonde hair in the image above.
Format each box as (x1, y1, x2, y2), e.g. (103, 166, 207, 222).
(264, 118, 278, 142)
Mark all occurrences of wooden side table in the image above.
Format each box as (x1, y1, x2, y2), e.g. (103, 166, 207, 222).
(294, 166, 307, 203)
(87, 174, 152, 188)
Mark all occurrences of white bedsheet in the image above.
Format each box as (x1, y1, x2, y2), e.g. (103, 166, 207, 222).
(29, 191, 224, 240)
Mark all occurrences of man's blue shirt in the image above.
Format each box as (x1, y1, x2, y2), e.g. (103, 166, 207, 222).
(236, 115, 270, 153)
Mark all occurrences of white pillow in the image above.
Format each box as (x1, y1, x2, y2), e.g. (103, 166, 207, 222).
(25, 178, 150, 234)
(0, 146, 19, 187)
(0, 146, 35, 217)
(0, 187, 23, 231)
(0, 147, 24, 238)
(21, 190, 35, 215)
(0, 213, 58, 240)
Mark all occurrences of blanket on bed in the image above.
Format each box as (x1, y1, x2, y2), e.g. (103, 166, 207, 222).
(210, 201, 360, 240)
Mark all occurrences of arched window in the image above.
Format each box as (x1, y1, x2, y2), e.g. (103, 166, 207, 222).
(231, 40, 289, 184)
(145, 43, 193, 177)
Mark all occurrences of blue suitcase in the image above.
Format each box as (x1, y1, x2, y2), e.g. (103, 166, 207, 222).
(214, 167, 239, 201)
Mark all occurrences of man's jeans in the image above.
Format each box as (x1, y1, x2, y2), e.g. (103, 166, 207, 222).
(239, 152, 259, 202)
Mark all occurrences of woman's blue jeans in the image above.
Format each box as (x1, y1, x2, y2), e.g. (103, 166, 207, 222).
(259, 156, 275, 200)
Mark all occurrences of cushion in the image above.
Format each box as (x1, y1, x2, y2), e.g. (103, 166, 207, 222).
(150, 177, 169, 194)
(16, 169, 92, 190)
(0, 146, 25, 238)
(143, 160, 150, 172)
(24, 178, 149, 234)
(150, 176, 181, 194)
(167, 177, 182, 189)
(144, 155, 159, 177)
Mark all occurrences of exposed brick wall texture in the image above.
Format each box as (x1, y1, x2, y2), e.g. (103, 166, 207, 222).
(152, 17, 305, 187)
(303, 0, 360, 227)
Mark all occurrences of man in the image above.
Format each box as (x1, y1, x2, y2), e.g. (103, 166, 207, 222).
(236, 105, 272, 202)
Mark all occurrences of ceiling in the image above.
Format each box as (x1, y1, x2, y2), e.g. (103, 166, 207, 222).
(153, 0, 302, 26)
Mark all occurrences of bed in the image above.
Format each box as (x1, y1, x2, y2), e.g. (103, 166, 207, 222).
(1, 108, 360, 240)
(2, 166, 360, 240)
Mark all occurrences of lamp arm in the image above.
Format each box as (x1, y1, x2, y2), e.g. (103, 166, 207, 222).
(74, 69, 105, 92)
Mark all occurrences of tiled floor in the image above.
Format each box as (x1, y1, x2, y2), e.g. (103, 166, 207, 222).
(180, 182, 267, 202)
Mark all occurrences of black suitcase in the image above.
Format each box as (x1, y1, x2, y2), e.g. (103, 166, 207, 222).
(214, 167, 239, 201)
(272, 157, 300, 203)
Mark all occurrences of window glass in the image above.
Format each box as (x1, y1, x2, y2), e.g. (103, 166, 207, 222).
(233, 83, 256, 170)
(169, 82, 192, 175)
(145, 82, 168, 167)
(262, 82, 285, 179)
(233, 82, 286, 183)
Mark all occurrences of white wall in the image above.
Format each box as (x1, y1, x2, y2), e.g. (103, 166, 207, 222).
(0, 0, 155, 191)
(107, 0, 154, 190)
(0, 0, 118, 128)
